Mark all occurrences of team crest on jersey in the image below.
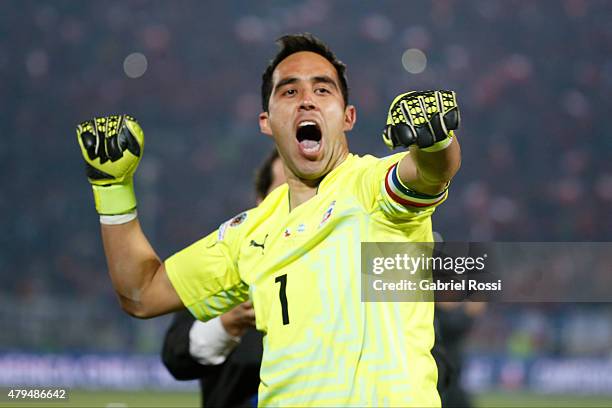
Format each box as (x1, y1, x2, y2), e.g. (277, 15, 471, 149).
(230, 212, 247, 227)
(319, 200, 336, 228)
(297, 223, 306, 233)
(284, 228, 291, 237)
(218, 211, 247, 241)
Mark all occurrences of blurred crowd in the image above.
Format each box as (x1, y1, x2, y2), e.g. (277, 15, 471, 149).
(1, 0, 611, 353)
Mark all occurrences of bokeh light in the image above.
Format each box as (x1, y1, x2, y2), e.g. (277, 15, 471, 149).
(401, 48, 427, 74)
(123, 52, 148, 79)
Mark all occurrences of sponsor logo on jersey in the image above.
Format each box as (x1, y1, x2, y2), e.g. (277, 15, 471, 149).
(249, 234, 268, 253)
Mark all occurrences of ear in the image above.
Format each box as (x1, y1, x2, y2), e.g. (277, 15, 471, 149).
(259, 111, 273, 137)
(343, 105, 357, 132)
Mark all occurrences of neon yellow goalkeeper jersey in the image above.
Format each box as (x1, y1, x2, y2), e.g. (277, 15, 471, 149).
(166, 152, 447, 407)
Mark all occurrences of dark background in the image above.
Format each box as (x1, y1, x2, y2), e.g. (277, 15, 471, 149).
(1, 0, 610, 374)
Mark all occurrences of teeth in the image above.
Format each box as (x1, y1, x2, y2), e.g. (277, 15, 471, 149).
(298, 120, 316, 127)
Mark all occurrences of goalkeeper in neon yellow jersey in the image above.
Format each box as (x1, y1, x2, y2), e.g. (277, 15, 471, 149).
(77, 33, 461, 407)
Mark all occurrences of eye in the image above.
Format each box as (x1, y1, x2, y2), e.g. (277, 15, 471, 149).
(315, 87, 331, 95)
(284, 89, 297, 96)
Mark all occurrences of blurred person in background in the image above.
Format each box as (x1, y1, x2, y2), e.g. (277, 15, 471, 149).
(431, 237, 495, 408)
(434, 302, 487, 408)
(162, 150, 284, 408)
(429, 238, 488, 407)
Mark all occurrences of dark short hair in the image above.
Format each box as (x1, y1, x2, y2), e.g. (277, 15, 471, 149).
(254, 149, 280, 200)
(261, 33, 349, 112)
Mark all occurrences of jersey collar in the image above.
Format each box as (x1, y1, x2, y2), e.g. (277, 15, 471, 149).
(317, 153, 355, 193)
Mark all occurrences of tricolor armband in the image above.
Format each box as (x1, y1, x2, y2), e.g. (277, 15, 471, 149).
(384, 163, 447, 207)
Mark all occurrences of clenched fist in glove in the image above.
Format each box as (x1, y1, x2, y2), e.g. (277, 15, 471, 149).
(76, 115, 144, 215)
(382, 90, 460, 151)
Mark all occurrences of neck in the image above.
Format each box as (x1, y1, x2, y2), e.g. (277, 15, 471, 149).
(287, 177, 319, 211)
(286, 150, 349, 210)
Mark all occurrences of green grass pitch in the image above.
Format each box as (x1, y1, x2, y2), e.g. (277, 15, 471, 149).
(2, 389, 612, 407)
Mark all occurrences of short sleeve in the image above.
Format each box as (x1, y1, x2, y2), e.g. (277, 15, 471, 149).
(356, 153, 448, 219)
(165, 214, 250, 322)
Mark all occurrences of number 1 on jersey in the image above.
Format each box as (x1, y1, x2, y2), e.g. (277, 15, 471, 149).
(275, 274, 289, 325)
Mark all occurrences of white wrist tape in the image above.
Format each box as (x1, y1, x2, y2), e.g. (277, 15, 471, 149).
(189, 317, 241, 365)
(100, 210, 138, 225)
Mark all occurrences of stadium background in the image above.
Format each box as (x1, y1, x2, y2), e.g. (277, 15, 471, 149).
(1, 0, 611, 406)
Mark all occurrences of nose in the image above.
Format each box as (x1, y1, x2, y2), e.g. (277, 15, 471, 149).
(299, 91, 316, 111)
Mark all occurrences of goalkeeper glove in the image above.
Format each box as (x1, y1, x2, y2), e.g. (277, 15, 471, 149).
(76, 115, 144, 215)
(382, 90, 460, 151)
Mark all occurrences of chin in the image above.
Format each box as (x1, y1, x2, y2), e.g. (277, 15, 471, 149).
(294, 161, 326, 181)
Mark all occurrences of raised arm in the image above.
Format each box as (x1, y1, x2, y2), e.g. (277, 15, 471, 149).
(77, 115, 182, 318)
(101, 220, 182, 317)
(382, 90, 462, 195)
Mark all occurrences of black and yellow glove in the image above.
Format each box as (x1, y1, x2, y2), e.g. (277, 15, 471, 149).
(76, 115, 144, 215)
(382, 90, 460, 151)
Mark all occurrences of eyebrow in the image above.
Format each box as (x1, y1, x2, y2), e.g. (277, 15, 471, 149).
(273, 75, 339, 94)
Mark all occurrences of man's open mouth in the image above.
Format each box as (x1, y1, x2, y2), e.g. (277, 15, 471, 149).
(296, 121, 322, 153)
